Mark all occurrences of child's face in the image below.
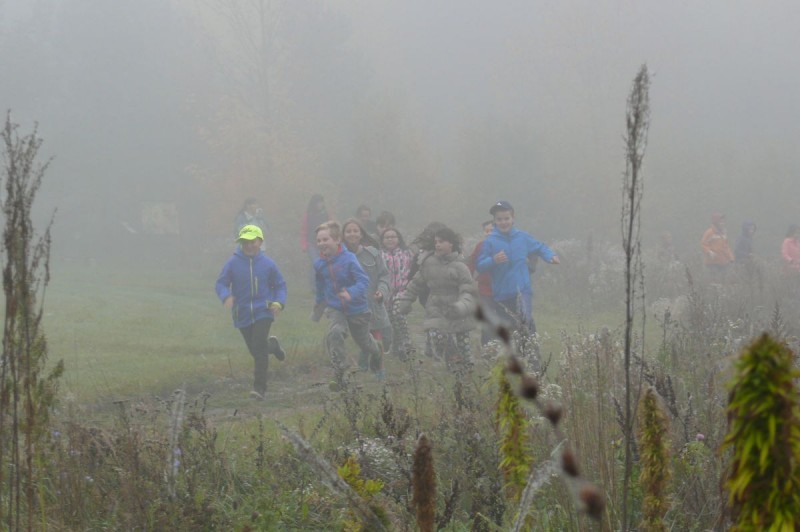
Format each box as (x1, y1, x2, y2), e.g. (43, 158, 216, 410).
(343, 223, 362, 249)
(316, 229, 339, 257)
(493, 210, 514, 233)
(434, 237, 453, 256)
(483, 224, 493, 236)
(240, 238, 262, 257)
(382, 230, 399, 251)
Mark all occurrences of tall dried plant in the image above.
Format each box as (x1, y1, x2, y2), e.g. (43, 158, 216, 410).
(722, 333, 800, 531)
(637, 387, 670, 531)
(412, 433, 436, 532)
(0, 114, 62, 531)
(621, 64, 650, 531)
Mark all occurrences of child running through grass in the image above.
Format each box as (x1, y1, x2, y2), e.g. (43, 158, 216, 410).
(312, 221, 383, 387)
(215, 225, 287, 400)
(380, 227, 414, 359)
(342, 218, 390, 379)
(396, 226, 477, 372)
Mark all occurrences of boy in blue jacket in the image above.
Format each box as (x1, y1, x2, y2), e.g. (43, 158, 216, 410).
(312, 221, 382, 386)
(476, 201, 559, 336)
(216, 225, 287, 400)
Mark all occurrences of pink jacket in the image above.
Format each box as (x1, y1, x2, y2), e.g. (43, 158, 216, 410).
(782, 237, 800, 272)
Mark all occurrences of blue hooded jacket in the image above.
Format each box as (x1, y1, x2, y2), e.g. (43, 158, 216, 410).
(215, 248, 287, 328)
(476, 226, 555, 301)
(314, 246, 370, 315)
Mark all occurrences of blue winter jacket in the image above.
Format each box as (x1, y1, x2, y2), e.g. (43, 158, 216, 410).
(215, 248, 287, 328)
(476, 226, 555, 301)
(314, 246, 370, 315)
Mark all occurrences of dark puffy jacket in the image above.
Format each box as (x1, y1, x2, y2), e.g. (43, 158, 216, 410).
(215, 248, 287, 328)
(354, 245, 391, 329)
(396, 251, 477, 333)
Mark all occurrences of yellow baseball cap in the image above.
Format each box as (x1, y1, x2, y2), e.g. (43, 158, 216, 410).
(236, 224, 264, 242)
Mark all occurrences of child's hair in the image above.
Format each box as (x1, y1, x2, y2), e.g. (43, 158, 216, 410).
(307, 194, 324, 213)
(411, 221, 447, 252)
(315, 220, 341, 241)
(342, 218, 380, 249)
(355, 204, 372, 217)
(380, 227, 407, 250)
(433, 226, 462, 253)
(376, 211, 396, 228)
(482, 220, 494, 230)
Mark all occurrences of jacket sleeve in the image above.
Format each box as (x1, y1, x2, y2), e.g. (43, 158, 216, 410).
(452, 262, 478, 317)
(375, 251, 391, 301)
(215, 259, 233, 303)
(527, 234, 556, 263)
(347, 256, 370, 299)
(700, 228, 714, 257)
(395, 269, 423, 313)
(269, 261, 288, 307)
(475, 240, 495, 273)
(314, 261, 325, 305)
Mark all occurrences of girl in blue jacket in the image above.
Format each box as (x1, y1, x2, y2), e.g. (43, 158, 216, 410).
(312, 221, 382, 387)
(215, 225, 287, 400)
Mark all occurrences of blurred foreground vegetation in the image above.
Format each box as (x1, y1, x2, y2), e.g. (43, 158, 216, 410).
(10, 247, 800, 529)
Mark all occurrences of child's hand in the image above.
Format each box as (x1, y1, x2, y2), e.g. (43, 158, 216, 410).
(550, 256, 560, 264)
(494, 251, 508, 264)
(224, 296, 234, 309)
(374, 291, 383, 303)
(338, 289, 351, 302)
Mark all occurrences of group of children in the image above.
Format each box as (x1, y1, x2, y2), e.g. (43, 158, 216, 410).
(216, 199, 559, 398)
(700, 213, 800, 277)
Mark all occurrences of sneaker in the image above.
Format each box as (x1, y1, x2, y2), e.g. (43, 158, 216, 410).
(373, 369, 386, 382)
(269, 336, 285, 361)
(249, 390, 266, 401)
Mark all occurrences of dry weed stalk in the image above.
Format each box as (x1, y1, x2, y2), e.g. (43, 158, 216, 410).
(278, 422, 388, 531)
(412, 433, 436, 532)
(503, 354, 605, 522)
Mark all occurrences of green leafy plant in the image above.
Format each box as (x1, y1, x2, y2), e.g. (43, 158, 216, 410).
(637, 387, 670, 532)
(337, 455, 386, 531)
(494, 364, 532, 502)
(723, 333, 800, 531)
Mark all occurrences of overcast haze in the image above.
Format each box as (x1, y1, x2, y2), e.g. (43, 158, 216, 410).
(2, 0, 798, 265)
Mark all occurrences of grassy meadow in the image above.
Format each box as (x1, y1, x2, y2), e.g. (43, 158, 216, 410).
(13, 242, 800, 530)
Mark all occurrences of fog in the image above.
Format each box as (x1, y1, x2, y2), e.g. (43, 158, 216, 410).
(2, 0, 799, 265)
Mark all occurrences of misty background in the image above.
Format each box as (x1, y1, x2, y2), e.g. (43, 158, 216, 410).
(2, 0, 798, 271)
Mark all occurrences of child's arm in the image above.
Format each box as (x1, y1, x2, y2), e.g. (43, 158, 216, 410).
(527, 234, 558, 263)
(450, 263, 477, 317)
(269, 260, 288, 309)
(475, 241, 496, 272)
(344, 256, 370, 300)
(215, 260, 234, 305)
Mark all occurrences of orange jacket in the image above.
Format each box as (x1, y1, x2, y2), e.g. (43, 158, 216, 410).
(701, 226, 734, 266)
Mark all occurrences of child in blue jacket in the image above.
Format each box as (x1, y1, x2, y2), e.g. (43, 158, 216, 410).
(312, 221, 382, 387)
(476, 201, 559, 336)
(216, 225, 287, 400)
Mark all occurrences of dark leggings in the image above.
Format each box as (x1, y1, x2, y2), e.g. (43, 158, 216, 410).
(239, 318, 276, 395)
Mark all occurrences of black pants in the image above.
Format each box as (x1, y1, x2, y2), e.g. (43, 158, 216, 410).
(239, 318, 276, 395)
